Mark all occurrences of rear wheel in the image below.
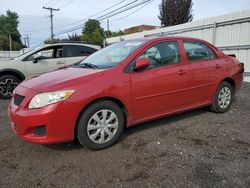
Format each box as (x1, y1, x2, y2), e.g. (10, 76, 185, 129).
(0, 75, 21, 99)
(77, 100, 125, 150)
(210, 81, 233, 113)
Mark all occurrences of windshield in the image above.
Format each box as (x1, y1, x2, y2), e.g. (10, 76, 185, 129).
(79, 40, 147, 69)
(14, 46, 42, 60)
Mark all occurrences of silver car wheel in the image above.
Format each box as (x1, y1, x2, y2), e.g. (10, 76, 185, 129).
(87, 109, 119, 144)
(218, 86, 231, 109)
(0, 78, 19, 97)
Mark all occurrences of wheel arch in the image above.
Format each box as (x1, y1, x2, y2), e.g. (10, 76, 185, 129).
(221, 77, 236, 94)
(0, 69, 25, 81)
(74, 96, 128, 140)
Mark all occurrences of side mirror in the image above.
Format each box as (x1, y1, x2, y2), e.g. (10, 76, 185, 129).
(32, 54, 41, 63)
(135, 58, 150, 70)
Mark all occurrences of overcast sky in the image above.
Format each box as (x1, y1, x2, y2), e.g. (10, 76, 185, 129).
(1, 0, 250, 47)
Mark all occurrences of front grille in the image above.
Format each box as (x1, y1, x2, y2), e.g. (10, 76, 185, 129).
(14, 94, 25, 106)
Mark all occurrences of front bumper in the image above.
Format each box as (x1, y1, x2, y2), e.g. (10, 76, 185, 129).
(8, 86, 78, 144)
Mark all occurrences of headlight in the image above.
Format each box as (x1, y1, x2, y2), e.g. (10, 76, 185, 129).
(29, 90, 75, 109)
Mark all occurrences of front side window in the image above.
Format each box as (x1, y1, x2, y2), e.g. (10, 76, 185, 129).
(139, 41, 181, 68)
(183, 42, 216, 62)
(24, 46, 63, 61)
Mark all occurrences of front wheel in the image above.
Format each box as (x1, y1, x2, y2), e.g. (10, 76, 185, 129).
(77, 100, 125, 150)
(0, 75, 21, 99)
(210, 81, 233, 113)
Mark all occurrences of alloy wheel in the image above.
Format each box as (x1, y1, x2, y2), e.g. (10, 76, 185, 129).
(0, 78, 19, 97)
(87, 109, 119, 144)
(218, 86, 231, 109)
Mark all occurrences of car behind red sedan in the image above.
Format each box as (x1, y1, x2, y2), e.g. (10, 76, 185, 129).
(8, 37, 244, 150)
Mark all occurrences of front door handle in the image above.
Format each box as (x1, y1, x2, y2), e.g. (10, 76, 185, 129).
(56, 61, 64, 65)
(178, 69, 186, 75)
(216, 64, 221, 69)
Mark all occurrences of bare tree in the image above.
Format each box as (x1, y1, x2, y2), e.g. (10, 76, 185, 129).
(158, 0, 193, 27)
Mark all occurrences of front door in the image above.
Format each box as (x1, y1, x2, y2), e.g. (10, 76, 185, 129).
(24, 46, 66, 78)
(130, 41, 192, 121)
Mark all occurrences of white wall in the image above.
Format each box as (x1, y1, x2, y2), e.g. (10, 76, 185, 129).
(107, 9, 250, 77)
(0, 48, 31, 61)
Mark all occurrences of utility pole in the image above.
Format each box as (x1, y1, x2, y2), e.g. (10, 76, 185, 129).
(107, 19, 110, 33)
(26, 34, 30, 48)
(22, 35, 30, 48)
(9, 33, 12, 51)
(43, 6, 60, 40)
(23, 37, 27, 47)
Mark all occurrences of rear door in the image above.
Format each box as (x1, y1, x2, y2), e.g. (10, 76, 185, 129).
(24, 45, 66, 78)
(63, 45, 97, 65)
(182, 41, 224, 104)
(130, 40, 192, 121)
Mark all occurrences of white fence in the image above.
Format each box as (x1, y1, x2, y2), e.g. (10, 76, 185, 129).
(107, 9, 250, 77)
(0, 51, 22, 60)
(0, 48, 31, 61)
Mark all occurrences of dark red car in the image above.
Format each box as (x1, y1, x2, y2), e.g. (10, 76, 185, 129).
(8, 37, 244, 150)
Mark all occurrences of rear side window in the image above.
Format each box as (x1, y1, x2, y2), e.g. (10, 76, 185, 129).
(183, 42, 216, 62)
(63, 45, 97, 57)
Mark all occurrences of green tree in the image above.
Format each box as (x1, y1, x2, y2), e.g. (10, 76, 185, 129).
(44, 33, 82, 44)
(105, 30, 124, 38)
(81, 19, 104, 46)
(0, 10, 24, 50)
(158, 0, 193, 27)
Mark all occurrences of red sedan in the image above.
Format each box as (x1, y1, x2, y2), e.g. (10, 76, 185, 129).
(8, 37, 244, 150)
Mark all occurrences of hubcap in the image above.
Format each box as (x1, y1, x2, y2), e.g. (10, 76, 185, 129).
(0, 78, 19, 97)
(87, 109, 118, 144)
(218, 86, 231, 109)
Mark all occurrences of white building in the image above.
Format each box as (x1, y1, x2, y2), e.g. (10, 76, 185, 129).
(107, 9, 250, 82)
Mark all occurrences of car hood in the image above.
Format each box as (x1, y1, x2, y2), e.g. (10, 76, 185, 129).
(0, 59, 20, 66)
(20, 67, 105, 92)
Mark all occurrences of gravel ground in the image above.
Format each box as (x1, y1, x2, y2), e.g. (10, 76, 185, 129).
(0, 83, 250, 188)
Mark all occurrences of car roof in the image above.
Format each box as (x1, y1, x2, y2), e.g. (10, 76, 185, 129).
(141, 36, 209, 43)
(43, 43, 101, 50)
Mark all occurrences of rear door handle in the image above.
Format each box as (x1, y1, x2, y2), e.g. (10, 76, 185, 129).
(216, 64, 221, 69)
(178, 69, 186, 75)
(56, 61, 64, 65)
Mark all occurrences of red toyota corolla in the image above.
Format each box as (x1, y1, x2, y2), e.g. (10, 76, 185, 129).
(8, 37, 244, 150)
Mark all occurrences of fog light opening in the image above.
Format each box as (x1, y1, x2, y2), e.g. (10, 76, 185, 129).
(34, 126, 46, 136)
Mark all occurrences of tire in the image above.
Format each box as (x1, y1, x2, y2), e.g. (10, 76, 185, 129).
(0, 75, 21, 99)
(210, 81, 233, 113)
(77, 100, 125, 150)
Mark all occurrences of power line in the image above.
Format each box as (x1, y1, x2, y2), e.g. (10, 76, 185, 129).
(50, 0, 63, 6)
(32, 0, 154, 46)
(55, 0, 127, 29)
(43, 6, 60, 39)
(112, 0, 154, 22)
(54, 0, 151, 36)
(99, 0, 152, 21)
(23, 0, 55, 34)
(59, 0, 75, 9)
(95, 0, 138, 20)
(27, 9, 46, 34)
(22, 34, 30, 48)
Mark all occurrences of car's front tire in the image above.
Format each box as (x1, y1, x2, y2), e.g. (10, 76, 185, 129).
(210, 81, 233, 113)
(77, 100, 125, 150)
(0, 75, 21, 99)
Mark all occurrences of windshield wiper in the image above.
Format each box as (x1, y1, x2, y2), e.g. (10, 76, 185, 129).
(79, 63, 99, 69)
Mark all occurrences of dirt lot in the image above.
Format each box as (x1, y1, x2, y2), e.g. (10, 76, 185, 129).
(0, 83, 250, 188)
